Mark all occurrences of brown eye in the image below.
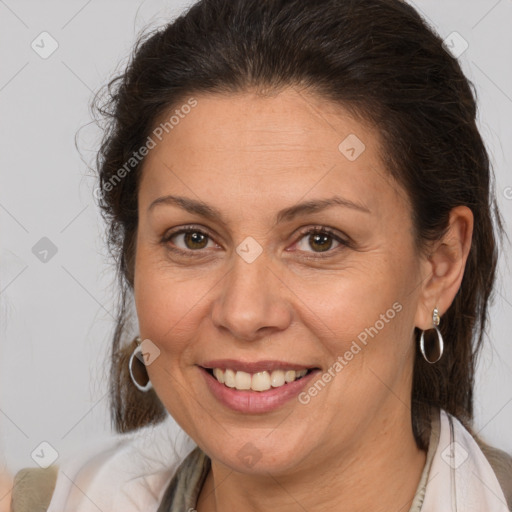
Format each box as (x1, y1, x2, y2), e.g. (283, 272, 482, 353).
(307, 232, 334, 252)
(163, 227, 216, 253)
(295, 227, 348, 255)
(180, 231, 209, 250)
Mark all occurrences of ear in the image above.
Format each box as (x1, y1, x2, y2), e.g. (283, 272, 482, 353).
(414, 206, 474, 329)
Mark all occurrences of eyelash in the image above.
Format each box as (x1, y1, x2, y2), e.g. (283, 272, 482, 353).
(160, 224, 350, 259)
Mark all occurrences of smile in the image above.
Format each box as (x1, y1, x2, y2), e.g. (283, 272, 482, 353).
(208, 368, 310, 391)
(199, 360, 321, 413)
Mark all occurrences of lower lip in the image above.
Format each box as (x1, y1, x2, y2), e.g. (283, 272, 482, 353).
(200, 367, 320, 414)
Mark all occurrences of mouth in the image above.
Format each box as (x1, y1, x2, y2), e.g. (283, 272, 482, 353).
(198, 360, 322, 413)
(197, 359, 321, 414)
(203, 367, 315, 391)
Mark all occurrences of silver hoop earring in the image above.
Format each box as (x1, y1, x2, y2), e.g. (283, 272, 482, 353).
(419, 307, 444, 364)
(129, 336, 153, 392)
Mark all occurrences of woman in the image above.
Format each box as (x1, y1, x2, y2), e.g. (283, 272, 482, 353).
(11, 0, 512, 510)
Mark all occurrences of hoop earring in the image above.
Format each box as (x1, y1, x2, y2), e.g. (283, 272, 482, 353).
(129, 336, 153, 392)
(419, 307, 444, 364)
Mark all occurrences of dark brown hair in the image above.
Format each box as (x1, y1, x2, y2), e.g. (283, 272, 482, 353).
(92, 0, 506, 449)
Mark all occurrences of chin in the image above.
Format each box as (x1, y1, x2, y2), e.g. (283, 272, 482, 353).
(200, 433, 313, 476)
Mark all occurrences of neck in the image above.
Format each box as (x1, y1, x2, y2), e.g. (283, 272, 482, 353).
(196, 409, 428, 512)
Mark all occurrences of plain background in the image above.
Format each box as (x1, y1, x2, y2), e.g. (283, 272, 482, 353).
(0, 0, 511, 475)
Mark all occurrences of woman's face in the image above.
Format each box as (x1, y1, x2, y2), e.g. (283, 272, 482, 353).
(134, 88, 427, 475)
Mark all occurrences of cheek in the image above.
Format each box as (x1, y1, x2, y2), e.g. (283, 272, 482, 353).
(133, 246, 214, 354)
(309, 255, 416, 375)
(294, 257, 403, 334)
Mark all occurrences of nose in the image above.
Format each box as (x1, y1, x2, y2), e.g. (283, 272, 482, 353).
(211, 249, 293, 342)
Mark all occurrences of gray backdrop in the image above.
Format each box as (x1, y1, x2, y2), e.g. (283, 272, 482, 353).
(1, 0, 511, 475)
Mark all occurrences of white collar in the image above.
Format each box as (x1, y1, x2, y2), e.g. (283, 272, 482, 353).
(47, 415, 194, 511)
(421, 409, 509, 511)
(47, 409, 508, 511)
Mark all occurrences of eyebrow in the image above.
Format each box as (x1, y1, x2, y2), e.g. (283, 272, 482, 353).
(148, 194, 371, 225)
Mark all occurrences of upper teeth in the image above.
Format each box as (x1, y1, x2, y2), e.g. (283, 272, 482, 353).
(212, 368, 308, 391)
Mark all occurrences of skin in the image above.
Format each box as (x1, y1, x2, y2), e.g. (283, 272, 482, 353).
(0, 470, 11, 512)
(133, 87, 473, 512)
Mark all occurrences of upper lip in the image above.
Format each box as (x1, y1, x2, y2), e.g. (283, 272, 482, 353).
(200, 359, 318, 373)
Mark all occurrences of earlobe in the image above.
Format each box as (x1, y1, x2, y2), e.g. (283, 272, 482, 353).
(414, 205, 474, 330)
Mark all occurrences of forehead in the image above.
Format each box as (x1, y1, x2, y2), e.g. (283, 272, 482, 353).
(138, 88, 405, 221)
(147, 88, 380, 157)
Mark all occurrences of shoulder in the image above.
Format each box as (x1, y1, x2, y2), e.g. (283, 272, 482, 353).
(11, 466, 58, 512)
(442, 409, 512, 511)
(11, 415, 195, 512)
(477, 437, 512, 509)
